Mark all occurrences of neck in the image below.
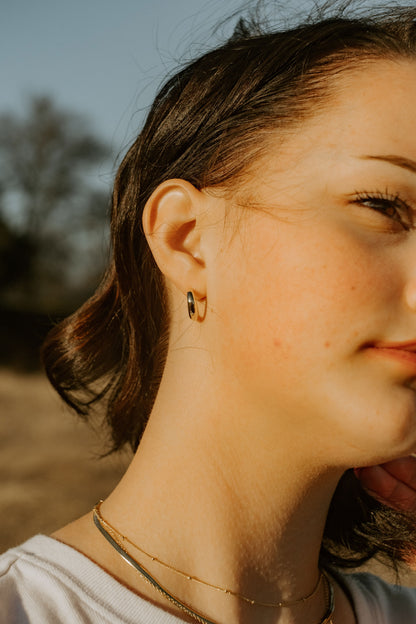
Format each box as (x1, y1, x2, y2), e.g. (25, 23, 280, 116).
(102, 368, 342, 624)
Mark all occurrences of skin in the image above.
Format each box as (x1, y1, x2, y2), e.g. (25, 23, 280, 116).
(54, 59, 416, 624)
(357, 456, 416, 514)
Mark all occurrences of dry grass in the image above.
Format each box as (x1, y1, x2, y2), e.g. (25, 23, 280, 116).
(0, 369, 130, 553)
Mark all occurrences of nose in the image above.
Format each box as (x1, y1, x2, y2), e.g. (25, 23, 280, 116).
(404, 276, 416, 313)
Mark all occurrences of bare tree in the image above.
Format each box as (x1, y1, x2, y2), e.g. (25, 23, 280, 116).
(0, 95, 112, 311)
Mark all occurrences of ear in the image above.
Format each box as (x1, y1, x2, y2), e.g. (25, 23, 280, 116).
(142, 179, 207, 299)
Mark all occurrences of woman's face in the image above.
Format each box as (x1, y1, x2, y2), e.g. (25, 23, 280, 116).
(208, 59, 416, 467)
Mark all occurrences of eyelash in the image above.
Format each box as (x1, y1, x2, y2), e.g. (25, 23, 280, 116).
(352, 190, 414, 231)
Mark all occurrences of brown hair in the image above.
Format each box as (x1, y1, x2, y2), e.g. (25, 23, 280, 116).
(42, 4, 416, 569)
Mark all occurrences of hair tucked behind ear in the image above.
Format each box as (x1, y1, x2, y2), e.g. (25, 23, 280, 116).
(42, 3, 416, 570)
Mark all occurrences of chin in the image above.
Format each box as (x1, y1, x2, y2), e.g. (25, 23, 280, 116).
(339, 392, 416, 467)
(358, 419, 416, 466)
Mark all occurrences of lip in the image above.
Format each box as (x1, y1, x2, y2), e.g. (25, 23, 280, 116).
(367, 341, 416, 371)
(371, 340, 416, 352)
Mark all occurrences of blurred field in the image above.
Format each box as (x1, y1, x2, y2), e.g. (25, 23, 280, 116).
(0, 369, 130, 553)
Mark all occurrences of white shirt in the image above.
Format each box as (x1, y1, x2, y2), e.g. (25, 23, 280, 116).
(1, 535, 416, 623)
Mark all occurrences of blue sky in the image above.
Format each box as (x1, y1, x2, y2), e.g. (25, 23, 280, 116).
(3, 0, 248, 156)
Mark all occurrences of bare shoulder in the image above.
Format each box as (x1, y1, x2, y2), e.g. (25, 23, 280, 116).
(51, 512, 107, 565)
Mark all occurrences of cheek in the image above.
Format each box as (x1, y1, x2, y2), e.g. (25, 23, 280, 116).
(220, 223, 397, 380)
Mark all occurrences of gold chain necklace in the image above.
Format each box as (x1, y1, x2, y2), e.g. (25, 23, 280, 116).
(93, 501, 323, 608)
(93, 501, 335, 623)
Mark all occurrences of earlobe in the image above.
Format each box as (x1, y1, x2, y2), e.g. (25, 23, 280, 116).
(142, 179, 206, 298)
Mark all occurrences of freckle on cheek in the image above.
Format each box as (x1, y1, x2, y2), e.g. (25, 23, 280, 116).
(324, 341, 331, 348)
(273, 339, 282, 348)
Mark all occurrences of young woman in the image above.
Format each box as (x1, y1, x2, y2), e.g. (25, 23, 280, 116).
(3, 4, 416, 623)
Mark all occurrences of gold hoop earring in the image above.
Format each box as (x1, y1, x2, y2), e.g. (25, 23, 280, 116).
(187, 291, 198, 320)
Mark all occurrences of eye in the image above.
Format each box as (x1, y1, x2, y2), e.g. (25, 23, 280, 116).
(352, 191, 413, 231)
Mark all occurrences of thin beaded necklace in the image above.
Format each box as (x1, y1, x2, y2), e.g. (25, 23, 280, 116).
(92, 501, 335, 624)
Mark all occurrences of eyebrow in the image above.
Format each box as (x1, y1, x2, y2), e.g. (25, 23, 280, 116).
(360, 154, 416, 175)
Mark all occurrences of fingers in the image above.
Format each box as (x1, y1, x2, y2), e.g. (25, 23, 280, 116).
(381, 456, 416, 491)
(357, 463, 416, 513)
